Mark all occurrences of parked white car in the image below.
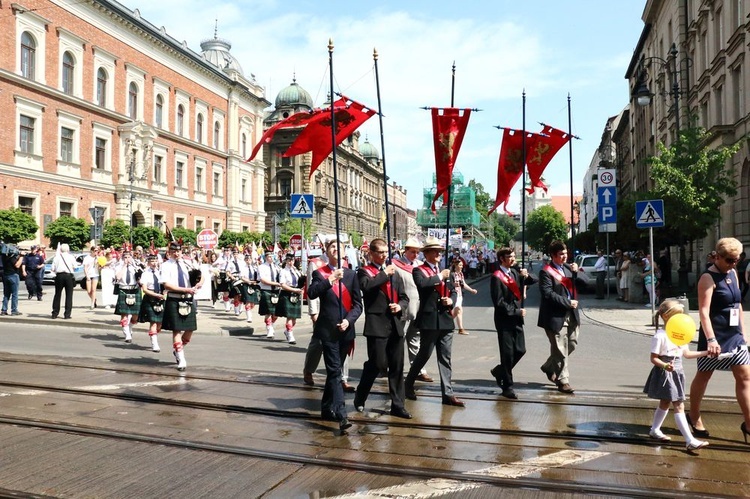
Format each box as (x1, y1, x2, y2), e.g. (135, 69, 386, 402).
(574, 254, 617, 292)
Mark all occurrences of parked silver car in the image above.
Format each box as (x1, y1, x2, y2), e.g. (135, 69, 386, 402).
(43, 252, 87, 288)
(574, 254, 617, 292)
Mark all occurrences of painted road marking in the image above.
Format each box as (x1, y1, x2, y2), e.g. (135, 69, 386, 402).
(0, 379, 189, 397)
(331, 449, 609, 498)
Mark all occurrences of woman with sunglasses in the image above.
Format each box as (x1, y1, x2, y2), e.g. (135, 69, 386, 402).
(688, 237, 750, 444)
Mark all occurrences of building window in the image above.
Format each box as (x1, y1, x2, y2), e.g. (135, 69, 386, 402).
(241, 178, 247, 202)
(196, 114, 204, 143)
(59, 201, 73, 217)
(177, 105, 185, 135)
(213, 221, 221, 232)
(96, 68, 107, 106)
(18, 196, 34, 215)
(196, 167, 204, 192)
(281, 156, 291, 168)
(20, 115, 35, 153)
(21, 32, 36, 80)
(155, 94, 164, 128)
(214, 121, 220, 148)
(60, 127, 74, 162)
(153, 213, 163, 228)
(62, 51, 74, 95)
(280, 177, 292, 198)
(176, 161, 184, 187)
(241, 133, 247, 158)
(175, 217, 185, 228)
(213, 172, 221, 196)
(153, 155, 162, 183)
(95, 137, 106, 169)
(195, 219, 204, 230)
(128, 82, 138, 120)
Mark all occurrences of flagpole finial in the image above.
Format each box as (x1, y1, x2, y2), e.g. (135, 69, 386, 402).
(373, 47, 378, 60)
(328, 38, 334, 53)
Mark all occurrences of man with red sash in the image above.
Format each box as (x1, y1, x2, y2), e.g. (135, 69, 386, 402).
(404, 237, 464, 407)
(353, 238, 412, 419)
(537, 240, 579, 394)
(308, 238, 363, 431)
(490, 247, 535, 399)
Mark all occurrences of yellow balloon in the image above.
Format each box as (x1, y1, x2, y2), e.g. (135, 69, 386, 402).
(97, 256, 107, 267)
(665, 313, 696, 346)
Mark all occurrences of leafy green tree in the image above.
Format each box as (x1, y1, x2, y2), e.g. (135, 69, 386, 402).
(131, 226, 166, 249)
(0, 208, 38, 244)
(171, 227, 197, 246)
(277, 218, 313, 247)
(217, 230, 267, 249)
(648, 125, 741, 244)
(526, 205, 568, 252)
(100, 219, 130, 249)
(44, 216, 90, 250)
(348, 231, 363, 248)
(467, 179, 519, 247)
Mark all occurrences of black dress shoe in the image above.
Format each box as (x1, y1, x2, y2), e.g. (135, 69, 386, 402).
(390, 407, 412, 419)
(441, 396, 466, 407)
(339, 418, 352, 431)
(501, 388, 518, 399)
(51, 314, 58, 319)
(490, 365, 503, 388)
(341, 382, 356, 393)
(321, 411, 338, 422)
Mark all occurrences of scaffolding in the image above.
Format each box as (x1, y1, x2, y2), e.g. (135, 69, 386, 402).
(416, 172, 481, 228)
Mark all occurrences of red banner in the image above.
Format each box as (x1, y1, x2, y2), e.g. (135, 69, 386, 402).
(526, 125, 571, 194)
(489, 128, 529, 215)
(430, 108, 472, 213)
(245, 109, 324, 163)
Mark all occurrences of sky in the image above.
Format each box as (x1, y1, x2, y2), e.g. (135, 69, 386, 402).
(132, 0, 646, 213)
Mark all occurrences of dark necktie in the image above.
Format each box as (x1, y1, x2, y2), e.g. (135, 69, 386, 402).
(177, 264, 186, 287)
(153, 271, 160, 293)
(234, 259, 240, 272)
(126, 266, 132, 284)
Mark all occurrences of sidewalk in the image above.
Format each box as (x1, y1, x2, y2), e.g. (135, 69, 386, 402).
(0, 286, 311, 335)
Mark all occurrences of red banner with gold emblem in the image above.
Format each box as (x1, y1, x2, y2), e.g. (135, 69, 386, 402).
(525, 125, 571, 194)
(430, 108, 472, 213)
(489, 128, 535, 215)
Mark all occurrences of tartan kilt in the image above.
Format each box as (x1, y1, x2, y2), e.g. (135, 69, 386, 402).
(258, 289, 279, 316)
(115, 288, 142, 315)
(215, 271, 231, 293)
(139, 296, 165, 324)
(276, 290, 302, 319)
(229, 282, 259, 304)
(162, 297, 197, 331)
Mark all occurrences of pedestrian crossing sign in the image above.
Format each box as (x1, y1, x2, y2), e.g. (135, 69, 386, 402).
(635, 199, 665, 228)
(290, 193, 314, 218)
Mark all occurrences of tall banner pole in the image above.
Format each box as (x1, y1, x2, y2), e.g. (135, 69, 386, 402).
(328, 39, 344, 321)
(521, 91, 527, 307)
(373, 48, 395, 302)
(443, 61, 456, 268)
(568, 94, 576, 257)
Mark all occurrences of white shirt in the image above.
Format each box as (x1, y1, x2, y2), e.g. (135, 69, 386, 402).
(279, 266, 300, 288)
(82, 254, 99, 278)
(161, 258, 190, 289)
(141, 267, 162, 292)
(594, 256, 607, 272)
(51, 252, 77, 274)
(650, 329, 684, 358)
(258, 262, 278, 290)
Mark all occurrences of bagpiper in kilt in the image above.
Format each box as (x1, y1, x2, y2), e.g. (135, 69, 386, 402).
(258, 252, 281, 338)
(276, 254, 304, 344)
(231, 254, 260, 323)
(114, 248, 141, 343)
(161, 241, 201, 371)
(213, 247, 234, 312)
(139, 254, 165, 352)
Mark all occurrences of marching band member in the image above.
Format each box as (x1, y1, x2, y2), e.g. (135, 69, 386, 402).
(213, 247, 235, 312)
(276, 253, 304, 344)
(240, 253, 260, 323)
(114, 246, 142, 343)
(139, 253, 165, 352)
(258, 251, 281, 338)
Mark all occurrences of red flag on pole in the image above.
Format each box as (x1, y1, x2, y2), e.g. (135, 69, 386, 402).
(430, 108, 472, 213)
(283, 96, 376, 177)
(244, 109, 324, 163)
(489, 128, 530, 215)
(525, 125, 571, 194)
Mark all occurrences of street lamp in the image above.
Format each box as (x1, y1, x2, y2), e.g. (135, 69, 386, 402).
(632, 43, 687, 131)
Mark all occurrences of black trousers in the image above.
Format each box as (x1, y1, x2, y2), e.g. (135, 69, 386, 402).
(25, 269, 43, 298)
(493, 321, 526, 388)
(320, 336, 351, 421)
(52, 273, 75, 318)
(355, 331, 406, 411)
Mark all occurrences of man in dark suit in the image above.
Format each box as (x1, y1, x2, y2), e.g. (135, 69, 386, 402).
(490, 247, 535, 399)
(353, 238, 411, 419)
(307, 238, 363, 431)
(404, 237, 464, 407)
(537, 240, 579, 394)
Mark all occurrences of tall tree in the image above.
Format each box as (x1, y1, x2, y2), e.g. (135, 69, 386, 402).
(0, 208, 38, 244)
(44, 216, 90, 250)
(467, 179, 519, 247)
(526, 205, 568, 252)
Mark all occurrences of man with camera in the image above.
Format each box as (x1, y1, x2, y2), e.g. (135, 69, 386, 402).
(1, 243, 23, 316)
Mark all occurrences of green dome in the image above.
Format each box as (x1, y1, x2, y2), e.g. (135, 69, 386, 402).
(360, 139, 380, 160)
(275, 80, 313, 109)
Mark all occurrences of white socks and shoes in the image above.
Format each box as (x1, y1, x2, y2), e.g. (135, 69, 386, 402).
(265, 325, 275, 338)
(174, 350, 187, 371)
(123, 328, 132, 343)
(235, 306, 242, 316)
(284, 330, 296, 345)
(246, 310, 253, 323)
(150, 335, 160, 352)
(686, 440, 709, 451)
(649, 429, 671, 441)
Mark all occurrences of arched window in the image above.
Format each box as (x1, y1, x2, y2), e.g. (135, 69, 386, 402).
(62, 51, 74, 94)
(96, 68, 107, 106)
(20, 32, 36, 79)
(196, 113, 204, 143)
(128, 82, 138, 120)
(241, 133, 247, 158)
(214, 121, 220, 148)
(177, 104, 185, 136)
(155, 94, 163, 128)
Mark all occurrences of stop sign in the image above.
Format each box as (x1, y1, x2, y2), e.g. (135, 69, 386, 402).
(289, 234, 303, 248)
(196, 229, 218, 250)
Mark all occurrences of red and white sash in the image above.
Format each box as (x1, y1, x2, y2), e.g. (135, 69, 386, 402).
(317, 265, 353, 312)
(493, 269, 521, 300)
(419, 264, 446, 297)
(362, 265, 393, 302)
(544, 264, 574, 297)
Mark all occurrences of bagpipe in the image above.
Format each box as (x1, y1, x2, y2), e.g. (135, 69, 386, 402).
(188, 268, 202, 287)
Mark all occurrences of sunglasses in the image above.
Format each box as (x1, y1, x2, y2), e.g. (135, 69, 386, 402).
(722, 255, 739, 264)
